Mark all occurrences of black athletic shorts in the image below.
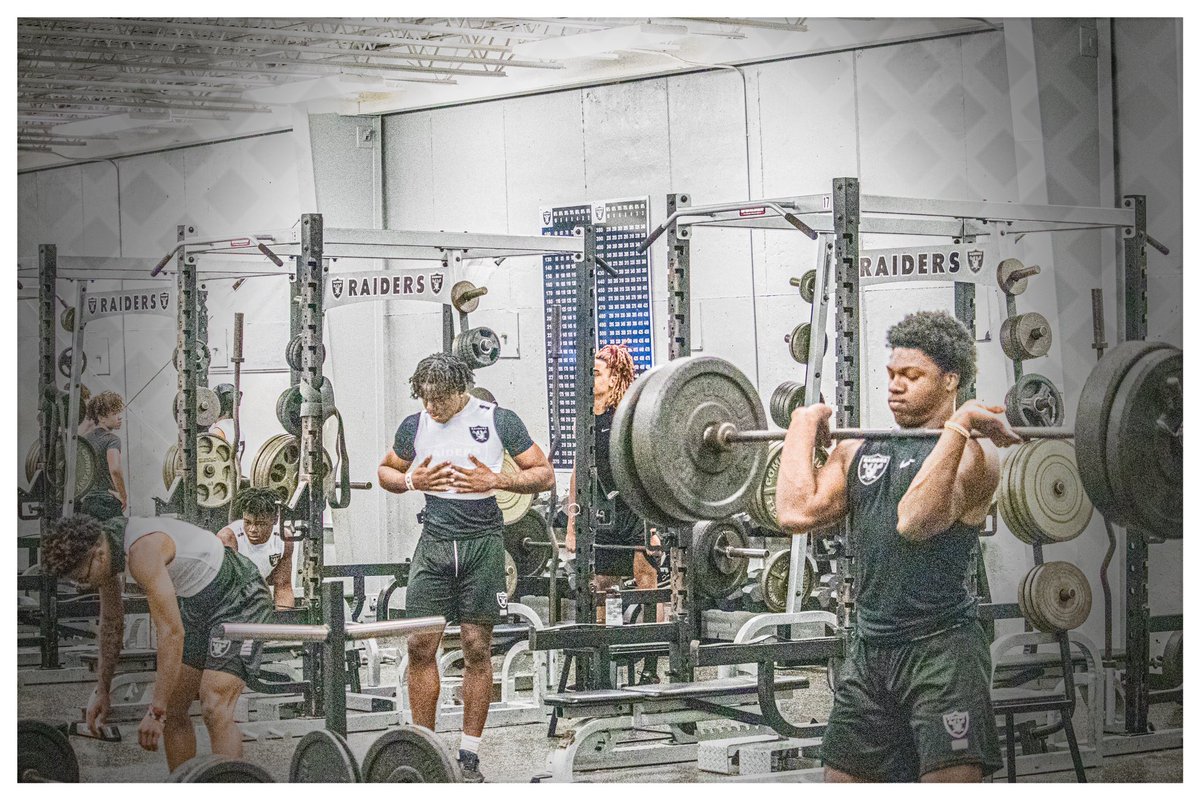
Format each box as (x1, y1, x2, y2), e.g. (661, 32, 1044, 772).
(821, 621, 1003, 781)
(179, 548, 273, 682)
(405, 533, 508, 626)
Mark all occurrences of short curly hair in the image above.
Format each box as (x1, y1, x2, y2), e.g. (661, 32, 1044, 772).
(233, 487, 279, 519)
(409, 353, 474, 400)
(40, 515, 105, 577)
(886, 311, 976, 389)
(86, 391, 124, 423)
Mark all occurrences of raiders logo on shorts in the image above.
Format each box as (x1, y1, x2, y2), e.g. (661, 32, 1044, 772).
(495, 591, 508, 609)
(210, 638, 232, 658)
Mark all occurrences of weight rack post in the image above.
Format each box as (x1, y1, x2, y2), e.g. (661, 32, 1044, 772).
(573, 225, 600, 678)
(832, 177, 861, 633)
(177, 224, 200, 524)
(60, 286, 87, 519)
(666, 192, 692, 359)
(322, 588, 347, 737)
(37, 244, 60, 669)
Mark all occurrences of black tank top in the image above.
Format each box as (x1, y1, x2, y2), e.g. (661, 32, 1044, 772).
(595, 408, 646, 544)
(847, 437, 979, 644)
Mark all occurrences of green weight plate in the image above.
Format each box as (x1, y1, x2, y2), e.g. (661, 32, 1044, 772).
(1028, 561, 1091, 633)
(761, 549, 790, 612)
(692, 519, 750, 598)
(18, 719, 79, 783)
(630, 356, 768, 522)
(289, 729, 361, 783)
(276, 386, 302, 436)
(250, 433, 333, 503)
(1161, 631, 1183, 689)
(362, 727, 461, 783)
(1075, 341, 1167, 526)
(173, 754, 274, 782)
(1005, 373, 1064, 428)
(609, 363, 676, 527)
(494, 451, 532, 525)
(798, 270, 816, 304)
(1104, 346, 1182, 537)
(504, 508, 553, 577)
(195, 433, 236, 509)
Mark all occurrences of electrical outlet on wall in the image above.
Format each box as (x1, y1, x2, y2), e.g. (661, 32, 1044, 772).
(356, 126, 377, 149)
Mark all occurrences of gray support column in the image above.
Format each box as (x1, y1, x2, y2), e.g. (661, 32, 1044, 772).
(832, 179, 861, 634)
(322, 589, 347, 736)
(573, 225, 599, 642)
(666, 193, 692, 359)
(177, 224, 200, 523)
(37, 245, 59, 669)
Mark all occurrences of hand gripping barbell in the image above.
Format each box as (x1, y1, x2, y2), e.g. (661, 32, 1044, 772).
(609, 342, 1181, 538)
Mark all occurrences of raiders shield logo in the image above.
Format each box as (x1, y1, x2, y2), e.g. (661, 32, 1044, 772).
(210, 638, 232, 659)
(943, 710, 970, 739)
(967, 250, 984, 273)
(269, 553, 282, 567)
(87, 297, 97, 314)
(331, 277, 344, 298)
(593, 204, 606, 223)
(858, 453, 891, 486)
(431, 273, 444, 294)
(469, 426, 490, 443)
(496, 591, 508, 609)
(160, 291, 170, 309)
(542, 210, 552, 227)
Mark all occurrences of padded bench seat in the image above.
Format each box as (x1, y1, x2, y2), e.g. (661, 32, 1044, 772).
(544, 674, 808, 708)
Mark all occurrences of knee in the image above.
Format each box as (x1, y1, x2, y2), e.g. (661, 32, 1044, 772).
(407, 636, 440, 667)
(462, 640, 492, 669)
(198, 687, 238, 728)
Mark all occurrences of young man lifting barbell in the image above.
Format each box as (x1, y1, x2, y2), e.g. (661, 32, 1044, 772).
(777, 310, 1020, 783)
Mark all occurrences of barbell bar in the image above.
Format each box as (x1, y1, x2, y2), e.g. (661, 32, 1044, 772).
(704, 421, 1075, 450)
(220, 615, 446, 643)
(519, 535, 764, 560)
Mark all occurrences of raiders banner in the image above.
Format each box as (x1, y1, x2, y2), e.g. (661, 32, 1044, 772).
(81, 289, 174, 323)
(325, 269, 451, 308)
(858, 244, 995, 288)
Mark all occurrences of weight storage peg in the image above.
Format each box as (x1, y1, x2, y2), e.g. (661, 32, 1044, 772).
(996, 258, 1040, 296)
(789, 270, 817, 304)
(1000, 312, 1053, 360)
(450, 280, 488, 314)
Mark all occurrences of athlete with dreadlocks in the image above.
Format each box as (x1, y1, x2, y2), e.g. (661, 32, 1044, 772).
(378, 352, 553, 782)
(566, 344, 665, 632)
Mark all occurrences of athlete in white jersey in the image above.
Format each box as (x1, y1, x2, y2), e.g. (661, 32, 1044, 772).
(216, 487, 295, 609)
(40, 515, 273, 772)
(378, 353, 554, 782)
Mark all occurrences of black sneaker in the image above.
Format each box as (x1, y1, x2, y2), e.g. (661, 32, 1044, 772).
(458, 749, 485, 783)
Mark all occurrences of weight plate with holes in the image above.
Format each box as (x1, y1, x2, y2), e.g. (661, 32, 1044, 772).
(27, 436, 96, 499)
(760, 550, 816, 613)
(60, 306, 76, 332)
(450, 280, 484, 314)
(628, 356, 768, 522)
(469, 386, 496, 404)
(195, 433, 236, 508)
(494, 451, 532, 524)
(362, 726, 461, 783)
(609, 363, 676, 527)
(453, 326, 501, 369)
(1074, 341, 1169, 530)
(798, 270, 816, 304)
(163, 443, 180, 489)
(692, 518, 750, 599)
(286, 335, 327, 371)
(250, 433, 332, 503)
(289, 729, 361, 783)
(57, 347, 86, 378)
(1026, 561, 1092, 632)
(276, 386, 302, 436)
(504, 550, 518, 597)
(999, 312, 1052, 360)
(504, 508, 553, 577)
(769, 382, 806, 429)
(1016, 440, 1092, 544)
(1161, 631, 1183, 689)
(1104, 346, 1182, 537)
(997, 257, 1033, 296)
(172, 754, 274, 782)
(1005, 373, 1065, 428)
(18, 719, 79, 783)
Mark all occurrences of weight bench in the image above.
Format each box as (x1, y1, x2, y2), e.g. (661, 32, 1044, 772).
(540, 674, 813, 782)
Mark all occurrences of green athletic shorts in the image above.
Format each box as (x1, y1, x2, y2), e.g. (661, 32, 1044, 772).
(821, 621, 1003, 781)
(405, 533, 507, 626)
(179, 548, 273, 682)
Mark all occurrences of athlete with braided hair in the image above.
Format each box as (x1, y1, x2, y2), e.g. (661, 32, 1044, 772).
(566, 344, 664, 630)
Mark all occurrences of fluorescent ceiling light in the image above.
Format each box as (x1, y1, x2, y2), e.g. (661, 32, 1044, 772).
(512, 23, 689, 61)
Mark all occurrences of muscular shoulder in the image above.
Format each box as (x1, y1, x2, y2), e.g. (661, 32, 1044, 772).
(392, 413, 421, 458)
(829, 439, 864, 476)
(494, 407, 534, 454)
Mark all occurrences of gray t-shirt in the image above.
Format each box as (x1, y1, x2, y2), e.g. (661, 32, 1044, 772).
(84, 427, 121, 493)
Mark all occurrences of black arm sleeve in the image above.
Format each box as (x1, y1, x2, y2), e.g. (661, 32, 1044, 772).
(495, 408, 535, 455)
(392, 414, 421, 461)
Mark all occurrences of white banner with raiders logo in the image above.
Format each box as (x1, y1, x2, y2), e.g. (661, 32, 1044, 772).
(858, 244, 995, 288)
(325, 269, 452, 308)
(81, 289, 174, 323)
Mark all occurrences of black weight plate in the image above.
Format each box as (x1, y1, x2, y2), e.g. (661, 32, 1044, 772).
(1075, 341, 1169, 526)
(1104, 346, 1182, 537)
(173, 754, 274, 782)
(1005, 373, 1064, 428)
(276, 386, 302, 436)
(630, 356, 768, 522)
(609, 364, 676, 527)
(289, 729, 361, 783)
(770, 382, 805, 429)
(18, 719, 79, 783)
(1161, 631, 1183, 689)
(362, 727, 460, 783)
(692, 519, 749, 599)
(504, 508, 552, 576)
